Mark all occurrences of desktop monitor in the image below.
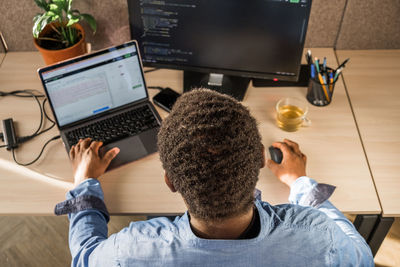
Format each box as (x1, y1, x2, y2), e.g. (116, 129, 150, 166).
(128, 0, 312, 100)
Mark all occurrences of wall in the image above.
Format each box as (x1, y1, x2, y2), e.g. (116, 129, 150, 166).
(335, 0, 400, 49)
(0, 0, 399, 51)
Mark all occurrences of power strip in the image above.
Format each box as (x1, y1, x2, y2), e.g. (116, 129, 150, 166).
(1, 118, 18, 150)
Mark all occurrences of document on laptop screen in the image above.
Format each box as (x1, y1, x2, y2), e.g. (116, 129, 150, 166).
(42, 45, 147, 127)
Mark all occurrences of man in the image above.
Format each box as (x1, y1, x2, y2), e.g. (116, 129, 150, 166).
(56, 89, 374, 266)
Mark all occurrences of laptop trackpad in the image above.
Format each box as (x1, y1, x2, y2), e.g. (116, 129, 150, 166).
(99, 136, 148, 171)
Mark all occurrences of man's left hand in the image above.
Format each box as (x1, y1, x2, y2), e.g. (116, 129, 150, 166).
(70, 138, 120, 186)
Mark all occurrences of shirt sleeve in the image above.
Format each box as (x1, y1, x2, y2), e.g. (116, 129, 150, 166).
(289, 176, 374, 266)
(65, 179, 118, 267)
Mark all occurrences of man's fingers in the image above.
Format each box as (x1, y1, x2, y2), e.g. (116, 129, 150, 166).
(75, 139, 84, 151)
(81, 138, 92, 149)
(69, 145, 75, 159)
(266, 159, 278, 171)
(90, 141, 103, 154)
(302, 153, 307, 164)
(283, 139, 301, 155)
(272, 142, 291, 155)
(102, 147, 120, 165)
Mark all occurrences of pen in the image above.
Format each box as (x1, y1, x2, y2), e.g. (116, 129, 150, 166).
(314, 57, 320, 73)
(306, 50, 312, 65)
(322, 75, 327, 85)
(318, 73, 330, 102)
(336, 58, 350, 71)
(310, 64, 315, 78)
(323, 57, 327, 72)
(329, 72, 334, 92)
(334, 68, 343, 82)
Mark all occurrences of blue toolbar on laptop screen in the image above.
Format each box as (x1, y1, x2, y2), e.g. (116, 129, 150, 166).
(42, 44, 147, 127)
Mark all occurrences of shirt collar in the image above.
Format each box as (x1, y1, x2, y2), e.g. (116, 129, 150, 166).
(175, 199, 271, 247)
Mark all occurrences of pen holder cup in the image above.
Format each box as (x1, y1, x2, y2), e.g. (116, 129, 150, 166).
(306, 76, 336, 107)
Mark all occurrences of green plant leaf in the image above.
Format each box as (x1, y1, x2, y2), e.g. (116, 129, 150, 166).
(67, 13, 79, 20)
(33, 14, 51, 38)
(45, 10, 56, 17)
(67, 0, 73, 12)
(49, 3, 60, 12)
(34, 0, 49, 11)
(33, 14, 45, 38)
(40, 15, 52, 33)
(53, 0, 66, 12)
(80, 13, 97, 33)
(66, 17, 80, 27)
(33, 13, 42, 22)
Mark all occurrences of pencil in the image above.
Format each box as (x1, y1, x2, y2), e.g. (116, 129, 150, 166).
(318, 73, 330, 102)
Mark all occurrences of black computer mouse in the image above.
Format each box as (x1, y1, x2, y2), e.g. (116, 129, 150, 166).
(269, 146, 283, 164)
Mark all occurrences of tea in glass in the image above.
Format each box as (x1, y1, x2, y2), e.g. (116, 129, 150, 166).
(276, 98, 310, 132)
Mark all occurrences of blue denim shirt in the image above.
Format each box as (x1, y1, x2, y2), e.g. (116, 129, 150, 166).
(66, 177, 373, 266)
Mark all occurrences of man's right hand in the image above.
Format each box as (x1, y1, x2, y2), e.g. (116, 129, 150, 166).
(70, 138, 120, 187)
(266, 139, 307, 187)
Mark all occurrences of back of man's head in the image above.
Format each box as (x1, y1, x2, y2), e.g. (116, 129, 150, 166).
(158, 89, 263, 221)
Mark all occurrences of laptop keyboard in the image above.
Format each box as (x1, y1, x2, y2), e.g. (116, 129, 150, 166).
(66, 105, 159, 147)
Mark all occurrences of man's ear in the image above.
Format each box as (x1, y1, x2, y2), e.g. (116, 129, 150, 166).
(261, 144, 266, 168)
(164, 173, 177, 192)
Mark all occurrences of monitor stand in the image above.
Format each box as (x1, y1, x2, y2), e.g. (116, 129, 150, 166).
(252, 64, 310, 87)
(183, 71, 250, 101)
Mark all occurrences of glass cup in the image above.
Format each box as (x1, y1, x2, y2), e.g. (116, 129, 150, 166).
(276, 97, 311, 132)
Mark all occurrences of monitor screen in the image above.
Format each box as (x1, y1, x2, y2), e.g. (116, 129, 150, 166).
(40, 42, 147, 127)
(128, 0, 312, 81)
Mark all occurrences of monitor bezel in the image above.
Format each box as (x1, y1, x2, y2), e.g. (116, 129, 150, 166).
(128, 0, 312, 82)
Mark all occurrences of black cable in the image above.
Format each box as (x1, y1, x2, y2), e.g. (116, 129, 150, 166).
(0, 89, 55, 144)
(144, 68, 160, 74)
(0, 89, 45, 98)
(11, 135, 60, 166)
(8, 91, 44, 144)
(0, 89, 58, 166)
(0, 90, 45, 135)
(22, 98, 56, 139)
(43, 98, 55, 124)
(27, 93, 44, 137)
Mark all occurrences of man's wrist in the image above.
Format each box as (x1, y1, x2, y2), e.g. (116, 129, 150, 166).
(74, 176, 94, 187)
(280, 174, 305, 187)
(68, 178, 104, 200)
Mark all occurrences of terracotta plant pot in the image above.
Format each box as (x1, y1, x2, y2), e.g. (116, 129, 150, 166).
(33, 23, 86, 65)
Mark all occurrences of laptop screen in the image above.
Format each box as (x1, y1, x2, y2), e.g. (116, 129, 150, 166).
(40, 42, 147, 127)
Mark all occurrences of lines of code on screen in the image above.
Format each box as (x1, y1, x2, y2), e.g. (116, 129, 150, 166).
(128, 0, 310, 76)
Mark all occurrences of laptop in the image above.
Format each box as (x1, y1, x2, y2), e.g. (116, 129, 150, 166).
(38, 40, 162, 170)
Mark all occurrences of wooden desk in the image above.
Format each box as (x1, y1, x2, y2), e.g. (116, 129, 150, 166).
(335, 50, 400, 255)
(0, 49, 380, 217)
(0, 53, 5, 66)
(337, 50, 400, 217)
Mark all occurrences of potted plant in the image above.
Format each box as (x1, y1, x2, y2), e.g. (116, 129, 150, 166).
(32, 0, 97, 65)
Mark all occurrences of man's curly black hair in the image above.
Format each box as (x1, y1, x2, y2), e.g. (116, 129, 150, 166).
(158, 89, 263, 221)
